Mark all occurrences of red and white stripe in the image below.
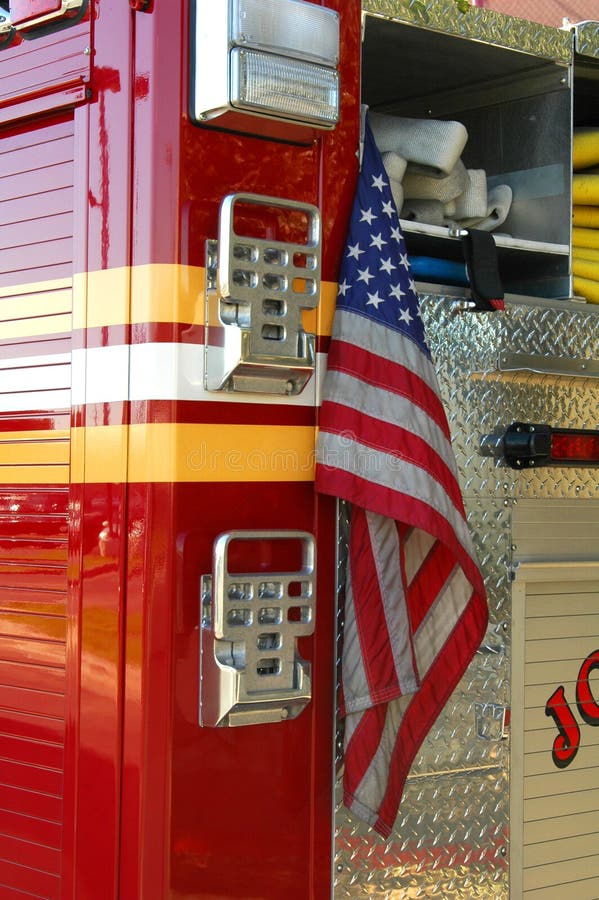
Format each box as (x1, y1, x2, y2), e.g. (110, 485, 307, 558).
(316, 306, 487, 837)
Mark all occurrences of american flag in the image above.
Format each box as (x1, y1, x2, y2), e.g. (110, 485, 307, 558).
(315, 115, 488, 837)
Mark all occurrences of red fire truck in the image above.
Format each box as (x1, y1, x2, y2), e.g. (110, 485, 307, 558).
(1, 1, 598, 899)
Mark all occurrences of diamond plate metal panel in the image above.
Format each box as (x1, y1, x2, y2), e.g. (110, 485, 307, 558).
(422, 297, 599, 502)
(574, 20, 599, 59)
(333, 297, 599, 898)
(361, 0, 572, 63)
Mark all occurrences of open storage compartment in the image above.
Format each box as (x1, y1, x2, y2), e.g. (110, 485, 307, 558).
(361, 1, 573, 300)
(572, 22, 599, 305)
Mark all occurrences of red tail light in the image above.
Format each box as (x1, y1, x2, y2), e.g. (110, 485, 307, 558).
(482, 422, 599, 469)
(551, 431, 599, 462)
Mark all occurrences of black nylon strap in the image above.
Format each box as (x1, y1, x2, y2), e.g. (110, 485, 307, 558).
(461, 229, 505, 311)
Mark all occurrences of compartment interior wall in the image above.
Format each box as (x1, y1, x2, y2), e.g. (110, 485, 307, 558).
(362, 16, 572, 297)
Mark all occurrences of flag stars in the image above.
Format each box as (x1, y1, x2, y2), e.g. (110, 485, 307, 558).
(382, 200, 395, 218)
(338, 278, 351, 297)
(366, 291, 385, 309)
(398, 307, 413, 326)
(389, 283, 406, 301)
(390, 225, 402, 243)
(399, 252, 410, 270)
(371, 173, 388, 192)
(360, 207, 377, 225)
(347, 242, 364, 260)
(370, 233, 387, 250)
(357, 267, 375, 285)
(379, 257, 396, 275)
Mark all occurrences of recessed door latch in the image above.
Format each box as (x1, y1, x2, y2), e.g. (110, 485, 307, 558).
(199, 530, 316, 727)
(204, 193, 321, 396)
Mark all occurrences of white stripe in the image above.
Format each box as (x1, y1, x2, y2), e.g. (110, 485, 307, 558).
(0, 353, 70, 370)
(0, 363, 70, 394)
(346, 695, 411, 820)
(316, 431, 474, 559)
(322, 368, 454, 470)
(72, 343, 323, 406)
(340, 556, 371, 713)
(71, 345, 129, 406)
(413, 565, 471, 675)
(365, 510, 418, 695)
(404, 529, 436, 585)
(0, 389, 71, 413)
(332, 307, 440, 395)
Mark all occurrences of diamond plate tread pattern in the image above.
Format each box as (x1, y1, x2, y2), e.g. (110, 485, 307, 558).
(334, 298, 599, 898)
(361, 0, 572, 62)
(575, 21, 599, 59)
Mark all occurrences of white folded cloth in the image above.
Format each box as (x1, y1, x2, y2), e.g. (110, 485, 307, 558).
(453, 169, 487, 220)
(370, 113, 468, 176)
(444, 200, 457, 219)
(400, 199, 445, 226)
(403, 159, 469, 204)
(381, 151, 407, 182)
(381, 151, 407, 212)
(460, 184, 513, 232)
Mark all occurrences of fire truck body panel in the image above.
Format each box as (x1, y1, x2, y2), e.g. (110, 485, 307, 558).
(0, 1, 599, 899)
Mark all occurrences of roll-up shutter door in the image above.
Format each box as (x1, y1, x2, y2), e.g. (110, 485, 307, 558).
(0, 113, 73, 900)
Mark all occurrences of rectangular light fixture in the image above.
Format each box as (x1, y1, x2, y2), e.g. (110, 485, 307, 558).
(190, 0, 340, 134)
(482, 422, 599, 469)
(230, 0, 339, 67)
(230, 49, 339, 126)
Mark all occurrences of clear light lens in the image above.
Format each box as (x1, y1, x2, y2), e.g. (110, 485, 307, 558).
(231, 0, 339, 67)
(231, 48, 339, 126)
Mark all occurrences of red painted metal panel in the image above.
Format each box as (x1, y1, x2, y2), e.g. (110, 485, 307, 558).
(0, 758, 62, 795)
(0, 102, 73, 898)
(113, 1, 362, 897)
(0, 658, 65, 692)
(0, 115, 73, 289)
(0, 706, 64, 743)
(0, 683, 64, 718)
(0, 859, 59, 900)
(0, 187, 73, 226)
(0, 19, 90, 111)
(0, 732, 63, 770)
(0, 805, 62, 849)
(0, 834, 60, 877)
(0, 782, 62, 822)
(0, 162, 74, 201)
(0, 539, 67, 563)
(0, 520, 68, 542)
(11, 0, 63, 27)
(0, 634, 65, 668)
(0, 566, 68, 593)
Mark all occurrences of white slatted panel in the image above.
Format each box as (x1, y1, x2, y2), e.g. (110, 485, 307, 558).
(511, 562, 599, 900)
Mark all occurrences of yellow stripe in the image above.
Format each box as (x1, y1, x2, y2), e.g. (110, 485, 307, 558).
(0, 277, 70, 299)
(75, 264, 337, 335)
(0, 433, 69, 465)
(0, 429, 69, 442)
(0, 287, 71, 324)
(0, 313, 72, 340)
(74, 422, 316, 483)
(0, 465, 69, 485)
(3, 266, 337, 339)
